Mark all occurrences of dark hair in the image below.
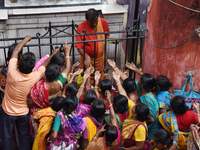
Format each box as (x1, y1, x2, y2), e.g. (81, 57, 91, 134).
(153, 129, 174, 149)
(49, 53, 65, 66)
(18, 52, 36, 74)
(45, 64, 61, 82)
(123, 78, 136, 95)
(65, 82, 80, 96)
(105, 125, 118, 147)
(135, 103, 151, 122)
(82, 89, 97, 105)
(7, 43, 23, 61)
(62, 94, 78, 114)
(52, 96, 64, 112)
(100, 79, 112, 97)
(113, 95, 128, 114)
(90, 100, 105, 123)
(85, 8, 98, 21)
(170, 96, 189, 115)
(141, 73, 155, 93)
(155, 75, 173, 92)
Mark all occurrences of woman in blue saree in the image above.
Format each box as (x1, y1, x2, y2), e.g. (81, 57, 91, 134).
(125, 62, 161, 140)
(155, 75, 173, 113)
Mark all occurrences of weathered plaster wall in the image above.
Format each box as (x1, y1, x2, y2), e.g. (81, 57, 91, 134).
(143, 0, 200, 91)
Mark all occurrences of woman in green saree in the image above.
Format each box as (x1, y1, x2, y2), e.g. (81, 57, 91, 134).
(125, 62, 161, 140)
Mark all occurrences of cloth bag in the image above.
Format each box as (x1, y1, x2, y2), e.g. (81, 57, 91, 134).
(173, 74, 200, 108)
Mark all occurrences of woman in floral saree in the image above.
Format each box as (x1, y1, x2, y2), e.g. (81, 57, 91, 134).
(46, 94, 83, 149)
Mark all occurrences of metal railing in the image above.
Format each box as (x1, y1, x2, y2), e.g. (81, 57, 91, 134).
(0, 19, 145, 78)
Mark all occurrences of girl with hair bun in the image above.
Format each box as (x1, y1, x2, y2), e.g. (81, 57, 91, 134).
(87, 90, 120, 150)
(159, 96, 200, 150)
(149, 129, 176, 150)
(81, 99, 106, 149)
(121, 103, 151, 149)
(155, 75, 173, 113)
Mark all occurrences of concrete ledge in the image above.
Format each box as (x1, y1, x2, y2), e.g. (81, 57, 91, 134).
(10, 2, 126, 16)
(0, 10, 8, 20)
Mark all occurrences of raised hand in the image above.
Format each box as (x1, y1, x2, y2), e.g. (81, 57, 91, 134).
(98, 124, 107, 133)
(52, 47, 60, 55)
(125, 62, 137, 70)
(84, 55, 91, 67)
(95, 71, 101, 81)
(72, 62, 80, 69)
(105, 90, 111, 102)
(103, 66, 109, 73)
(107, 59, 116, 69)
(64, 42, 70, 56)
(73, 69, 83, 76)
(83, 65, 94, 79)
(112, 71, 120, 82)
(193, 102, 199, 114)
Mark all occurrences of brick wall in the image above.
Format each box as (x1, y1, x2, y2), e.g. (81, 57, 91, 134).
(0, 11, 125, 66)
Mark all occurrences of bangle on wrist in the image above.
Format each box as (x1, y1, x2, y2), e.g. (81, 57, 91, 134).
(69, 73, 73, 76)
(65, 56, 70, 58)
(115, 91, 119, 92)
(93, 137, 97, 140)
(80, 85, 84, 88)
(114, 67, 118, 71)
(33, 123, 38, 126)
(116, 81, 121, 86)
(104, 73, 109, 76)
(108, 103, 113, 108)
(94, 86, 98, 89)
(47, 137, 52, 143)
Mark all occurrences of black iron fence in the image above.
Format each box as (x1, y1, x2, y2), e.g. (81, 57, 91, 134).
(0, 20, 146, 78)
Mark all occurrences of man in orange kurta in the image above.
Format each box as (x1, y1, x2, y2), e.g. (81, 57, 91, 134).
(75, 8, 110, 82)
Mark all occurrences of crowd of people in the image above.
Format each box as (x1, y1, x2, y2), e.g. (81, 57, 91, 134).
(0, 35, 199, 150)
(0, 8, 200, 150)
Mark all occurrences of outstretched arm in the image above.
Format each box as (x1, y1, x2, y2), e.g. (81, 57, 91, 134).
(94, 71, 101, 98)
(62, 42, 71, 75)
(106, 90, 118, 127)
(126, 62, 143, 76)
(11, 35, 32, 59)
(107, 59, 128, 81)
(112, 71, 129, 99)
(76, 66, 94, 99)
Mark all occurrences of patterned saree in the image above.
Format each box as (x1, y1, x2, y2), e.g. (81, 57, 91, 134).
(159, 111, 188, 150)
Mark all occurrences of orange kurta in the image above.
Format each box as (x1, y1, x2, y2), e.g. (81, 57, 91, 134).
(75, 18, 109, 79)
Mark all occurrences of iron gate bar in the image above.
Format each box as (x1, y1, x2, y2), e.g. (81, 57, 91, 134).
(83, 29, 86, 71)
(72, 20, 75, 64)
(0, 36, 145, 49)
(94, 41, 96, 86)
(38, 37, 42, 58)
(130, 0, 140, 79)
(0, 29, 146, 41)
(115, 40, 117, 63)
(0, 36, 146, 49)
(49, 22, 53, 54)
(104, 34, 107, 67)
(124, 27, 129, 64)
(51, 26, 73, 37)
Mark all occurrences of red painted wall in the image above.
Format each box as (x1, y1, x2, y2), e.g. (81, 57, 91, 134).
(143, 0, 200, 91)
